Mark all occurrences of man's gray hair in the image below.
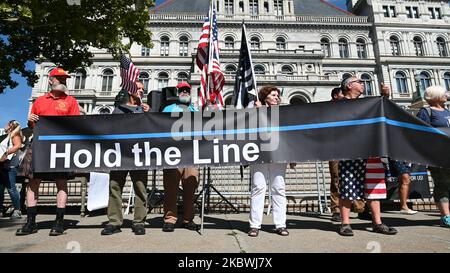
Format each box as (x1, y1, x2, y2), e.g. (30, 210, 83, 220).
(340, 76, 356, 93)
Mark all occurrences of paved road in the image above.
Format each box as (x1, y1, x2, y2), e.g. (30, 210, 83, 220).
(0, 210, 449, 253)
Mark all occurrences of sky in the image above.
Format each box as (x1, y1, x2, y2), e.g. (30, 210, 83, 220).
(0, 0, 346, 130)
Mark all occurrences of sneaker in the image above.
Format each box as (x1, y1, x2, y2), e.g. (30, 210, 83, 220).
(10, 210, 22, 220)
(400, 209, 418, 215)
(101, 224, 122, 235)
(372, 223, 398, 235)
(331, 212, 342, 222)
(131, 223, 146, 235)
(49, 219, 65, 236)
(338, 224, 354, 236)
(440, 216, 450, 228)
(16, 220, 38, 236)
(182, 221, 199, 231)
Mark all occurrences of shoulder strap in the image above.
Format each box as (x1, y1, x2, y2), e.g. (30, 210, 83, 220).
(420, 106, 432, 119)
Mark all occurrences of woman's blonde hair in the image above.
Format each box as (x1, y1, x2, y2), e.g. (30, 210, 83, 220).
(7, 120, 23, 139)
(424, 85, 446, 102)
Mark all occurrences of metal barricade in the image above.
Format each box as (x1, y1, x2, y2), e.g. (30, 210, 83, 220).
(124, 162, 331, 214)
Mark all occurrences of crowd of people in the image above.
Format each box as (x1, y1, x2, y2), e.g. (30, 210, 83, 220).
(0, 68, 449, 239)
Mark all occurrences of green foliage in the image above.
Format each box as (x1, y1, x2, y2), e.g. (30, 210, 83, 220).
(0, 0, 154, 93)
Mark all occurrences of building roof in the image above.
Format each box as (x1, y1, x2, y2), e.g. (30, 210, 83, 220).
(152, 0, 352, 16)
(294, 0, 352, 16)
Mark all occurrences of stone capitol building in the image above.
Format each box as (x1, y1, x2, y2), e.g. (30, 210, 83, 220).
(31, 0, 450, 113)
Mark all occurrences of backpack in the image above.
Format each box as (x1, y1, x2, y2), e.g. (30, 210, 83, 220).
(418, 106, 432, 121)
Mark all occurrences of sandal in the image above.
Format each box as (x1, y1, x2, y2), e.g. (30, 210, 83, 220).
(248, 228, 259, 237)
(373, 223, 398, 235)
(338, 224, 354, 236)
(275, 227, 289, 236)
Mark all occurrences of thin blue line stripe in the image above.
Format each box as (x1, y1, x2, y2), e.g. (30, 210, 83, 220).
(410, 172, 428, 176)
(38, 117, 447, 141)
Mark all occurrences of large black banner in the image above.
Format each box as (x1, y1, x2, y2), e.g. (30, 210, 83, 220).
(33, 97, 450, 173)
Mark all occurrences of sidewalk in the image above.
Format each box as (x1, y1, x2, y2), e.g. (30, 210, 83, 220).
(0, 210, 449, 253)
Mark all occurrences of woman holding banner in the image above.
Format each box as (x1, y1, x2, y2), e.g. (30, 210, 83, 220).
(417, 85, 450, 228)
(248, 85, 292, 237)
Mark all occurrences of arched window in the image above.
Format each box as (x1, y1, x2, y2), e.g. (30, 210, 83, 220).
(138, 72, 150, 95)
(179, 36, 189, 57)
(160, 36, 170, 56)
(413, 36, 424, 56)
(356, 39, 367, 59)
(276, 37, 286, 50)
(281, 65, 293, 75)
(99, 107, 111, 115)
(225, 65, 237, 75)
(177, 72, 189, 83)
(158, 72, 169, 90)
(74, 69, 86, 90)
(250, 37, 260, 50)
(419, 71, 431, 91)
(224, 95, 233, 106)
(225, 36, 234, 49)
(395, 71, 408, 94)
(361, 73, 373, 96)
(254, 65, 265, 75)
(320, 38, 331, 57)
(338, 38, 349, 58)
(437, 37, 448, 57)
(390, 36, 401, 56)
(102, 69, 114, 92)
(444, 72, 450, 91)
(290, 95, 307, 105)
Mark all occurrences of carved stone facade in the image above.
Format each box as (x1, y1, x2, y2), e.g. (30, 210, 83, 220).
(31, 0, 450, 112)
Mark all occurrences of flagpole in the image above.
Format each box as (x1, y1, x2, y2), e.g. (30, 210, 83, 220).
(205, 0, 214, 108)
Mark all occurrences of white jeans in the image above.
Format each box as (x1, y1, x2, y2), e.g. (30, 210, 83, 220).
(249, 163, 287, 229)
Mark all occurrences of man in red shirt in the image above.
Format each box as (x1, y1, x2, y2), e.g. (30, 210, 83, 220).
(16, 67, 80, 236)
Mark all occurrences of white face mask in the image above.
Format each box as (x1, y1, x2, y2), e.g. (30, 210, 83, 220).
(51, 83, 68, 92)
(179, 95, 191, 104)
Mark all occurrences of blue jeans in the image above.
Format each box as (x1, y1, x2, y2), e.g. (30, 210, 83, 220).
(0, 167, 21, 210)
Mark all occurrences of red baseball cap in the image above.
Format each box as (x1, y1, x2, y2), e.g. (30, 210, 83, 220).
(49, 67, 71, 78)
(176, 82, 191, 90)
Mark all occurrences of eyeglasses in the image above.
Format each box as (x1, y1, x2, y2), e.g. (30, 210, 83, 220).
(349, 80, 363, 84)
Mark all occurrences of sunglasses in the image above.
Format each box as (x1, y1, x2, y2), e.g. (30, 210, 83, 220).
(179, 89, 190, 94)
(349, 80, 363, 84)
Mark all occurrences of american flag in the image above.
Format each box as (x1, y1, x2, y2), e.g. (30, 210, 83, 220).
(232, 23, 257, 109)
(120, 54, 140, 94)
(196, 1, 224, 110)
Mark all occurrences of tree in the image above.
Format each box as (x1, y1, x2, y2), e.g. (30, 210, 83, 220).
(0, 0, 154, 93)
